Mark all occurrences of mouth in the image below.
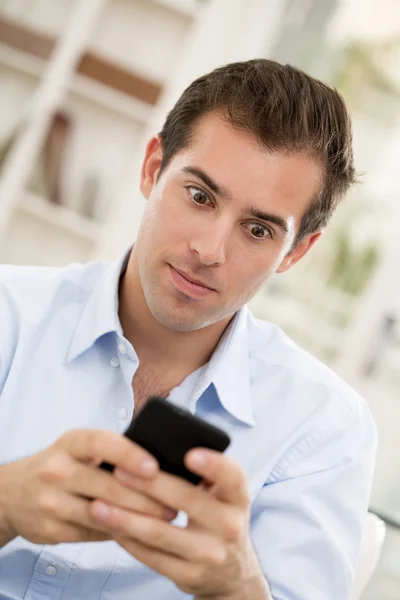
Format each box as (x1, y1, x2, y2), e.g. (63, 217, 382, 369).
(173, 266, 215, 290)
(168, 265, 217, 298)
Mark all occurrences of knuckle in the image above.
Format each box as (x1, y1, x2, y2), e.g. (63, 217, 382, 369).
(93, 430, 121, 461)
(222, 511, 243, 541)
(225, 461, 250, 501)
(205, 544, 226, 566)
(57, 429, 76, 448)
(39, 453, 71, 484)
(66, 461, 82, 482)
(37, 491, 58, 515)
(185, 565, 207, 589)
(85, 429, 101, 456)
(77, 428, 105, 459)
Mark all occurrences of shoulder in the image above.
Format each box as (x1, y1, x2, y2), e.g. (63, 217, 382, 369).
(247, 313, 377, 483)
(0, 259, 109, 348)
(247, 312, 373, 428)
(0, 259, 108, 295)
(0, 259, 109, 307)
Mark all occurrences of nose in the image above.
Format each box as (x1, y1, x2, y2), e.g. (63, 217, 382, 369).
(189, 219, 229, 266)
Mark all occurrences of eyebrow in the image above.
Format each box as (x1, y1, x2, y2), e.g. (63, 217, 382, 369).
(181, 165, 290, 235)
(181, 166, 232, 199)
(246, 207, 290, 235)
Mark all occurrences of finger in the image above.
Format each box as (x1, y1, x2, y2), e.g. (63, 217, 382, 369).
(115, 536, 209, 593)
(37, 488, 111, 534)
(58, 429, 159, 478)
(114, 471, 244, 542)
(40, 454, 170, 520)
(90, 504, 226, 565)
(185, 449, 250, 506)
(40, 518, 111, 544)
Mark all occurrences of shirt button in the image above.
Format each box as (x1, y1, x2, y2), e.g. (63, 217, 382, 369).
(118, 343, 127, 355)
(46, 564, 57, 575)
(117, 408, 128, 420)
(110, 357, 120, 368)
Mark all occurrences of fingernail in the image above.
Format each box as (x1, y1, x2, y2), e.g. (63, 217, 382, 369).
(94, 502, 110, 521)
(190, 450, 208, 467)
(139, 458, 157, 476)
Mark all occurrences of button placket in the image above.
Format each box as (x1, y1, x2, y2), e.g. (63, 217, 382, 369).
(24, 544, 81, 600)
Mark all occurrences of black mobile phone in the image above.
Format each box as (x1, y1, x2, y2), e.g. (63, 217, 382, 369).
(100, 396, 231, 484)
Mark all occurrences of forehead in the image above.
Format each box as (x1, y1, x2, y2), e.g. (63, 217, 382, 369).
(173, 113, 323, 219)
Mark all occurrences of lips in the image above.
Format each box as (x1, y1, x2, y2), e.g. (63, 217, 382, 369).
(171, 266, 215, 290)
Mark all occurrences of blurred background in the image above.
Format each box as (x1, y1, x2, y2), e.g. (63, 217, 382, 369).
(0, 0, 399, 597)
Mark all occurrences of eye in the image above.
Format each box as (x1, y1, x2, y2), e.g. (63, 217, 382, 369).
(186, 186, 212, 206)
(245, 222, 273, 240)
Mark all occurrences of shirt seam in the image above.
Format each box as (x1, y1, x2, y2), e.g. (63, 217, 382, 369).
(267, 402, 353, 483)
(251, 347, 363, 414)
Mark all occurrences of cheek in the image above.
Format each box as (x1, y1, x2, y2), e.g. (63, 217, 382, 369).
(146, 189, 188, 237)
(138, 196, 172, 243)
(230, 258, 275, 301)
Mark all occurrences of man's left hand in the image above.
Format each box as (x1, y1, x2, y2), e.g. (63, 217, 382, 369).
(90, 449, 269, 599)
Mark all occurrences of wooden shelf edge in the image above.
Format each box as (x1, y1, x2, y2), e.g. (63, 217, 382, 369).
(71, 74, 153, 123)
(17, 191, 100, 243)
(0, 16, 163, 105)
(0, 44, 152, 124)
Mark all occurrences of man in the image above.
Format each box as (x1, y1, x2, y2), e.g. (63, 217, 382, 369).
(0, 59, 376, 600)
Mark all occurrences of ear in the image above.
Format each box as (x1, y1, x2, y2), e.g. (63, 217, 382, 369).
(140, 135, 163, 199)
(276, 231, 322, 274)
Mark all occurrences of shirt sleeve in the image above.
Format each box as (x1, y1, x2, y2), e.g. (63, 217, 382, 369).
(250, 396, 377, 600)
(0, 271, 20, 394)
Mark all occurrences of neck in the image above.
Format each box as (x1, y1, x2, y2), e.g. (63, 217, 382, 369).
(118, 252, 232, 373)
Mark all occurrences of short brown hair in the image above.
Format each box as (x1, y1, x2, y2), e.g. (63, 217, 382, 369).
(159, 59, 356, 244)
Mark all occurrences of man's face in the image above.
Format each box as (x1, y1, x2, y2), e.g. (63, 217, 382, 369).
(135, 113, 322, 332)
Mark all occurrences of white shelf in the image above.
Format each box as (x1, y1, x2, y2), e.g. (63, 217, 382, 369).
(0, 42, 43, 79)
(18, 191, 100, 243)
(152, 0, 202, 18)
(0, 43, 152, 124)
(71, 74, 153, 124)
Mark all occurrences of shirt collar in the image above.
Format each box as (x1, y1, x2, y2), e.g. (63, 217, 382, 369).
(66, 247, 131, 363)
(197, 307, 254, 427)
(67, 247, 254, 427)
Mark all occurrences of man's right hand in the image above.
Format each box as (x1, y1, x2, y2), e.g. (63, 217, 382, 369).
(0, 428, 171, 547)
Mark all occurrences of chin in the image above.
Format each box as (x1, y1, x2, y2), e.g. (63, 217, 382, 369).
(143, 279, 225, 332)
(153, 307, 207, 332)
(146, 297, 214, 332)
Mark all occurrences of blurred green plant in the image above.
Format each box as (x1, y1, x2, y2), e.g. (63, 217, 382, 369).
(332, 36, 400, 119)
(325, 35, 400, 293)
(327, 229, 379, 296)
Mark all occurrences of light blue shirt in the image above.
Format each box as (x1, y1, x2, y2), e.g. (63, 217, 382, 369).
(0, 248, 376, 600)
